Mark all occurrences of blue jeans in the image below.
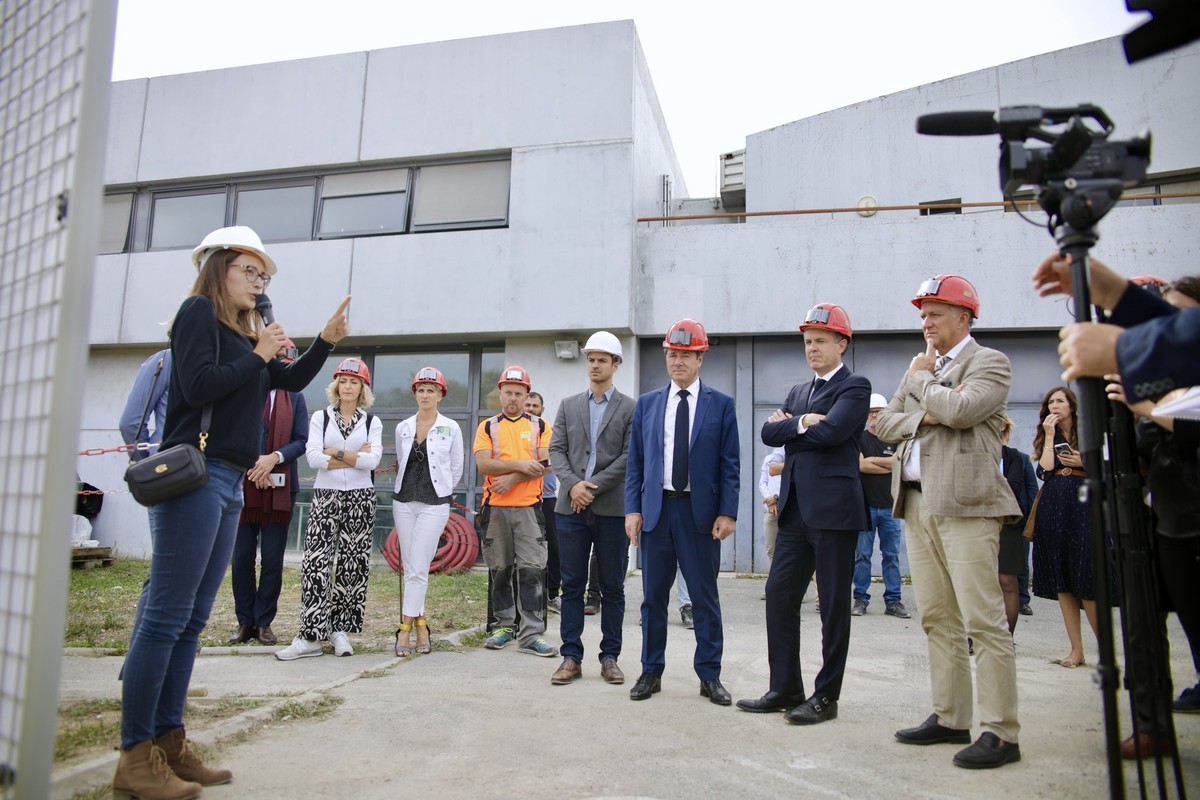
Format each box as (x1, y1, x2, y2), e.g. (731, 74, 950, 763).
(853, 506, 903, 606)
(556, 510, 626, 662)
(120, 460, 244, 748)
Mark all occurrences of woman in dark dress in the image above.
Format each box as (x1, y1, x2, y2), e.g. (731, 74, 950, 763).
(1031, 386, 1097, 668)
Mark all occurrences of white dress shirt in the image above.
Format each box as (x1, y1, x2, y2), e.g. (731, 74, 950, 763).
(662, 377, 700, 491)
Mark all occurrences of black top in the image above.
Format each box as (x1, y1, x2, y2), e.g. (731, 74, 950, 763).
(859, 431, 895, 508)
(161, 295, 334, 469)
(395, 438, 447, 505)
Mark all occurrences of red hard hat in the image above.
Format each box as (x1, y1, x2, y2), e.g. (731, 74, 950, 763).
(497, 365, 531, 391)
(799, 303, 853, 338)
(662, 318, 709, 351)
(912, 274, 980, 319)
(333, 357, 371, 386)
(277, 338, 298, 363)
(412, 366, 448, 397)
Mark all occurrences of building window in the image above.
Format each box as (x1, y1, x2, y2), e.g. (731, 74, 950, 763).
(412, 161, 510, 231)
(99, 193, 133, 254)
(317, 169, 409, 238)
(235, 184, 315, 242)
(150, 191, 227, 250)
(919, 198, 962, 216)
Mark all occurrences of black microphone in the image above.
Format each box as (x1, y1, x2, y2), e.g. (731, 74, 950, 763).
(254, 294, 275, 326)
(916, 111, 998, 136)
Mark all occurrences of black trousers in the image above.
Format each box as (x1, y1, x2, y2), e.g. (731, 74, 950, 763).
(765, 522, 857, 701)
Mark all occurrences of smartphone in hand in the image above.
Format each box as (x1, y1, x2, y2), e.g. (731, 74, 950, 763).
(1053, 442, 1073, 457)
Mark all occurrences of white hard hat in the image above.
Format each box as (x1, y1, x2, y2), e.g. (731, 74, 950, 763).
(869, 393, 888, 409)
(191, 226, 277, 276)
(581, 331, 623, 360)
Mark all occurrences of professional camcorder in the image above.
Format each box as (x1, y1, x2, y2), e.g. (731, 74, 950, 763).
(917, 104, 1151, 232)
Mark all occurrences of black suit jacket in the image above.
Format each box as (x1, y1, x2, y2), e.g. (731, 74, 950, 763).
(762, 366, 870, 532)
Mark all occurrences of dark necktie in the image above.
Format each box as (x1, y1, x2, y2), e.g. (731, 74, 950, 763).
(672, 389, 690, 491)
(262, 394, 272, 429)
(809, 378, 825, 404)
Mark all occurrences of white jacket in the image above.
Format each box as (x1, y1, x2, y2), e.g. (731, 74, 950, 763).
(307, 406, 384, 491)
(393, 412, 464, 499)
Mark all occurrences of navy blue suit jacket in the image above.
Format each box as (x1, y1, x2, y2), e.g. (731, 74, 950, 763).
(625, 381, 740, 534)
(263, 390, 308, 496)
(761, 367, 870, 532)
(1110, 283, 1200, 402)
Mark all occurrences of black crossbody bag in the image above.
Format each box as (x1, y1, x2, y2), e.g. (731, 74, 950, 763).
(123, 350, 214, 506)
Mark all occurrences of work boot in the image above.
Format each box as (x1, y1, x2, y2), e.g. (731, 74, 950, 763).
(112, 740, 202, 800)
(156, 727, 232, 786)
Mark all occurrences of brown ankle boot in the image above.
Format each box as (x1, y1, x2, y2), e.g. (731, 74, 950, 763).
(155, 728, 232, 786)
(112, 740, 202, 800)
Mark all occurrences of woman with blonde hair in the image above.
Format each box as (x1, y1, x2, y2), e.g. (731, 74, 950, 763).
(392, 367, 465, 656)
(276, 357, 383, 661)
(114, 226, 349, 799)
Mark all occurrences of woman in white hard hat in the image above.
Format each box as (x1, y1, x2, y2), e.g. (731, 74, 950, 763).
(115, 226, 350, 799)
(276, 357, 383, 661)
(391, 367, 465, 656)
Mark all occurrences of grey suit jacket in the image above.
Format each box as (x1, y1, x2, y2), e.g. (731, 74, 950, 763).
(874, 338, 1021, 523)
(549, 388, 634, 517)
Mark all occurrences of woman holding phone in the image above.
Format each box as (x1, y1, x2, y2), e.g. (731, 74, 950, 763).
(1030, 385, 1099, 668)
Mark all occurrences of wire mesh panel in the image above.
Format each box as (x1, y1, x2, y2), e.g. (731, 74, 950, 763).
(0, 1, 116, 796)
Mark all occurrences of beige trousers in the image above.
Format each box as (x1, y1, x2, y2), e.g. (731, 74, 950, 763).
(904, 490, 1020, 743)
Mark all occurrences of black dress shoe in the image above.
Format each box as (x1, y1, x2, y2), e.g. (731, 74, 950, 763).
(227, 624, 256, 645)
(257, 625, 277, 645)
(629, 673, 661, 701)
(737, 691, 803, 713)
(953, 732, 1021, 769)
(784, 695, 837, 725)
(895, 713, 972, 745)
(699, 679, 731, 706)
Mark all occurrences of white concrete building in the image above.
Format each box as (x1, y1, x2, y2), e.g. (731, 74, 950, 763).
(79, 21, 1200, 571)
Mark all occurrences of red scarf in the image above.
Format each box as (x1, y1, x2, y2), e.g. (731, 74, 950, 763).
(240, 391, 295, 526)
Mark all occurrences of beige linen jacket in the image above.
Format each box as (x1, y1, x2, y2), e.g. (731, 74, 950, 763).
(874, 338, 1021, 523)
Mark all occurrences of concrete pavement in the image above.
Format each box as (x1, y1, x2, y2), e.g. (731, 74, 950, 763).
(56, 573, 1198, 798)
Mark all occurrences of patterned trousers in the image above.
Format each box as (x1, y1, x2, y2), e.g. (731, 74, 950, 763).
(298, 487, 377, 639)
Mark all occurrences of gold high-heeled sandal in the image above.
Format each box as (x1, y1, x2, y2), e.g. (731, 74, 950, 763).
(394, 623, 413, 657)
(415, 617, 431, 655)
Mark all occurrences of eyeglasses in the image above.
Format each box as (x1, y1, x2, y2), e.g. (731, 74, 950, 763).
(235, 263, 272, 288)
(803, 306, 831, 325)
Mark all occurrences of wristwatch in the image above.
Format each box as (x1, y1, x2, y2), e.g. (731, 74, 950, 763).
(336, 449, 345, 461)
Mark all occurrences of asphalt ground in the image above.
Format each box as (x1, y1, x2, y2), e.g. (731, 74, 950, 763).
(56, 573, 1199, 799)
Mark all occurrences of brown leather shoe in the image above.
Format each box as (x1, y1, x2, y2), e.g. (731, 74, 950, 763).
(1120, 732, 1174, 759)
(155, 727, 232, 786)
(551, 658, 582, 685)
(600, 657, 625, 685)
(256, 625, 277, 645)
(226, 624, 255, 645)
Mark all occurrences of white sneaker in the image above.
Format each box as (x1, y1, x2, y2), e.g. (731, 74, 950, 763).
(275, 636, 324, 661)
(331, 631, 353, 657)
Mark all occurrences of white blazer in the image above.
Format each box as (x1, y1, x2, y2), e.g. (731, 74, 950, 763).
(393, 412, 464, 499)
(306, 407, 384, 491)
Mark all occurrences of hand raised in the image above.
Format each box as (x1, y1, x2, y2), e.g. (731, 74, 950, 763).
(321, 296, 352, 344)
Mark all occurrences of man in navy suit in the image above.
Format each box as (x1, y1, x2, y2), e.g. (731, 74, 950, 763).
(625, 318, 740, 705)
(739, 303, 870, 724)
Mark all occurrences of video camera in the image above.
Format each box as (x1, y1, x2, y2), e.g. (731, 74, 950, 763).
(917, 104, 1151, 232)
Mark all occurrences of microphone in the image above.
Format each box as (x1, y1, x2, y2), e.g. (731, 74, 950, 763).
(254, 294, 275, 326)
(916, 111, 998, 136)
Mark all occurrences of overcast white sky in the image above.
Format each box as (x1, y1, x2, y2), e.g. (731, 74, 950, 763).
(111, 0, 1142, 196)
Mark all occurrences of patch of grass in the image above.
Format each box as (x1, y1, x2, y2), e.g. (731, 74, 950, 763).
(55, 700, 122, 762)
(65, 562, 488, 650)
(71, 786, 108, 800)
(358, 669, 389, 679)
(184, 695, 267, 722)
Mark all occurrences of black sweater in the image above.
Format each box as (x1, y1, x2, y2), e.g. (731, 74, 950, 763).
(161, 295, 335, 469)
